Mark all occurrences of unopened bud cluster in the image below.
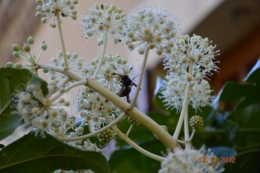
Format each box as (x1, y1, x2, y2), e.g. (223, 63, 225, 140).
(97, 128, 114, 143)
(189, 115, 204, 130)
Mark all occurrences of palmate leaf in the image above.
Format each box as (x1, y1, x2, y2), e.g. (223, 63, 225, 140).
(0, 133, 110, 173)
(0, 68, 32, 140)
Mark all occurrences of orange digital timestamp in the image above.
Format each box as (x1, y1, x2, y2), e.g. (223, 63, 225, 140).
(199, 156, 236, 163)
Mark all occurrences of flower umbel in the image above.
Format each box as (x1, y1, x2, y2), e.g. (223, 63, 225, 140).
(159, 147, 224, 173)
(35, 0, 78, 27)
(126, 6, 178, 55)
(81, 3, 127, 45)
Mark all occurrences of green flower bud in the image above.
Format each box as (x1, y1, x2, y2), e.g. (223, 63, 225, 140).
(12, 44, 20, 51)
(27, 36, 34, 44)
(23, 44, 31, 52)
(13, 51, 20, 58)
(127, 117, 139, 126)
(40, 42, 47, 50)
(5, 62, 14, 68)
(14, 63, 23, 69)
(97, 129, 114, 143)
(189, 115, 204, 130)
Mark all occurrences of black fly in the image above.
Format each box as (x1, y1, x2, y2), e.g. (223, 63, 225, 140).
(113, 68, 138, 103)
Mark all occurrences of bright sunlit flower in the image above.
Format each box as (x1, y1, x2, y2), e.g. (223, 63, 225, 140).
(35, 0, 78, 27)
(81, 3, 127, 45)
(126, 6, 178, 55)
(159, 147, 224, 173)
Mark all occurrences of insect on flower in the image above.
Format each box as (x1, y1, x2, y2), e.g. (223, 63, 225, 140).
(113, 68, 138, 103)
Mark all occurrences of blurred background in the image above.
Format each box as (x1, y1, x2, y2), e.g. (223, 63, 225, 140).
(1, 0, 260, 144)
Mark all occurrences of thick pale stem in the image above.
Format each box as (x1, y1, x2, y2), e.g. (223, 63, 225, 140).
(173, 85, 190, 139)
(87, 78, 177, 150)
(37, 63, 177, 149)
(92, 30, 108, 79)
(56, 13, 69, 69)
(130, 47, 149, 109)
(184, 62, 193, 149)
(103, 113, 164, 162)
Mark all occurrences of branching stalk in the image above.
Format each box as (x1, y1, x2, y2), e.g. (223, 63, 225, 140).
(56, 13, 69, 69)
(92, 30, 108, 79)
(130, 47, 149, 109)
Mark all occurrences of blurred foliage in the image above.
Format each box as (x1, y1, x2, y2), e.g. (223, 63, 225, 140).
(109, 59, 260, 173)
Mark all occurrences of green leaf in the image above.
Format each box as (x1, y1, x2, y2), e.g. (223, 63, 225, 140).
(109, 140, 164, 173)
(224, 120, 239, 142)
(0, 105, 22, 140)
(0, 133, 110, 173)
(0, 68, 32, 113)
(0, 68, 32, 140)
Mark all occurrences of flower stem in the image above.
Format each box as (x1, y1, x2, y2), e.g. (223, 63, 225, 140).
(92, 30, 108, 79)
(56, 13, 69, 69)
(130, 47, 149, 109)
(50, 79, 87, 103)
(59, 112, 126, 141)
(87, 78, 177, 150)
(103, 113, 164, 162)
(126, 124, 133, 136)
(37, 62, 177, 150)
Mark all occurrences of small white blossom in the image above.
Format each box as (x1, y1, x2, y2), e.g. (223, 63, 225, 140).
(159, 147, 224, 173)
(77, 89, 121, 130)
(163, 34, 219, 77)
(13, 83, 72, 137)
(126, 6, 178, 55)
(35, 0, 78, 27)
(160, 68, 214, 111)
(81, 4, 127, 45)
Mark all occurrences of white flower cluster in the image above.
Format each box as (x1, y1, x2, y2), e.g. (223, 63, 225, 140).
(46, 50, 84, 82)
(13, 83, 71, 137)
(78, 89, 121, 130)
(81, 3, 127, 45)
(35, 0, 78, 27)
(159, 147, 224, 173)
(76, 54, 134, 130)
(160, 34, 219, 111)
(126, 6, 178, 55)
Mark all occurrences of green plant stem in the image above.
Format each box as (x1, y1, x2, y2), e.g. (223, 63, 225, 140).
(50, 79, 87, 103)
(130, 47, 149, 109)
(173, 84, 190, 140)
(92, 30, 108, 79)
(87, 78, 178, 149)
(103, 113, 164, 162)
(56, 13, 69, 69)
(60, 112, 127, 141)
(37, 63, 178, 150)
(125, 124, 133, 136)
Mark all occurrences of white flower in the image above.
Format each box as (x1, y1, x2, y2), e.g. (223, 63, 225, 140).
(159, 147, 224, 173)
(13, 83, 72, 137)
(163, 34, 219, 77)
(126, 6, 178, 55)
(81, 4, 127, 45)
(77, 89, 121, 130)
(160, 67, 214, 111)
(83, 53, 135, 94)
(35, 0, 78, 27)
